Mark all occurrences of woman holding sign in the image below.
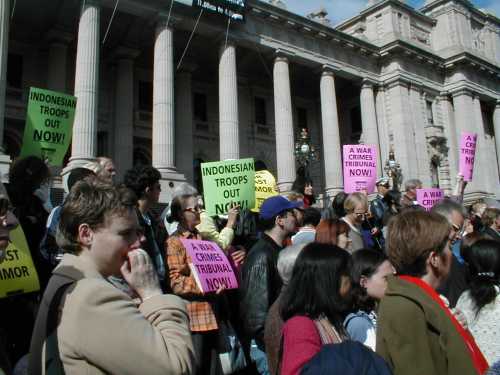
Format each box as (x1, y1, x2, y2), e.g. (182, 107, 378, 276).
(166, 193, 227, 375)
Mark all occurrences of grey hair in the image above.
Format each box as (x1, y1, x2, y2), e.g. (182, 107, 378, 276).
(277, 243, 305, 286)
(404, 179, 422, 192)
(431, 199, 466, 220)
(171, 182, 198, 200)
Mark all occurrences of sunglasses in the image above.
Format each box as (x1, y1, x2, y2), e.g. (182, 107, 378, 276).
(184, 206, 202, 214)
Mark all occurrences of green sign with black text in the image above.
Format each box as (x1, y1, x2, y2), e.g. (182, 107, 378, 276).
(20, 87, 76, 166)
(201, 158, 255, 216)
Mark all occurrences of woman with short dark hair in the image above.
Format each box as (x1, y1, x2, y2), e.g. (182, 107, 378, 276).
(279, 243, 352, 375)
(377, 210, 488, 375)
(345, 249, 394, 351)
(457, 239, 500, 364)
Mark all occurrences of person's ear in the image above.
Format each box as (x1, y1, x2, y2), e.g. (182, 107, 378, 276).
(428, 250, 440, 269)
(360, 275, 369, 289)
(78, 223, 93, 247)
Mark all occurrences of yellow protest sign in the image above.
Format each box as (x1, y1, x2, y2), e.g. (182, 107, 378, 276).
(0, 226, 40, 298)
(251, 170, 279, 212)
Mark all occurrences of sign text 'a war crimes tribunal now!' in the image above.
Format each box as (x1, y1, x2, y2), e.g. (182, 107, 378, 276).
(20, 87, 76, 166)
(459, 132, 477, 182)
(180, 239, 238, 293)
(201, 158, 255, 216)
(343, 145, 377, 194)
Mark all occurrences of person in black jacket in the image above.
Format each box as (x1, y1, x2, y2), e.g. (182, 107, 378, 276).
(123, 165, 168, 291)
(240, 195, 301, 374)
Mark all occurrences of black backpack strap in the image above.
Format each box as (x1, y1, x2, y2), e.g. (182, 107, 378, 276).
(29, 273, 81, 375)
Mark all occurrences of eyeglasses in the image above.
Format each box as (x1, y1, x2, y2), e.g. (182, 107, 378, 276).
(355, 212, 368, 219)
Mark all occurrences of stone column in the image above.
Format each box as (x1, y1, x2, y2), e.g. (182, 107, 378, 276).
(46, 30, 73, 93)
(437, 94, 458, 185)
(153, 15, 185, 202)
(493, 101, 500, 182)
(175, 67, 195, 184)
(386, 80, 418, 182)
(410, 86, 431, 187)
(320, 70, 343, 197)
(0, 0, 11, 174)
(68, 0, 100, 167)
(218, 41, 239, 160)
(113, 48, 138, 181)
(360, 80, 382, 177)
(273, 54, 295, 193)
(472, 95, 495, 194)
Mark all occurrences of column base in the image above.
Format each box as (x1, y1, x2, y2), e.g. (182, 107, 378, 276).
(277, 181, 294, 195)
(463, 191, 496, 205)
(157, 168, 187, 204)
(0, 154, 11, 183)
(324, 187, 344, 200)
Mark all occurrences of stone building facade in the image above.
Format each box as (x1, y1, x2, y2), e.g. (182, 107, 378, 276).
(0, 0, 499, 202)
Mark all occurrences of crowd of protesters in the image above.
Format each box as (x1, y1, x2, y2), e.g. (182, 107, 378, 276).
(0, 155, 499, 375)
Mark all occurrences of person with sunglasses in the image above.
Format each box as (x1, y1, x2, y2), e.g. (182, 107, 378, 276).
(341, 193, 371, 253)
(431, 200, 469, 308)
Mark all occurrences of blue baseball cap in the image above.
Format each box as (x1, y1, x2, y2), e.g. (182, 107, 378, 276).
(260, 195, 303, 220)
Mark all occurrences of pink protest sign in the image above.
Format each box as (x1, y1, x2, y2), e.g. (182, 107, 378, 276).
(343, 145, 377, 193)
(180, 239, 238, 293)
(459, 132, 477, 182)
(416, 189, 444, 211)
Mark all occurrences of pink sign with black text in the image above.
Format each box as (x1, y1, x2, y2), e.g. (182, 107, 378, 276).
(180, 239, 238, 293)
(459, 132, 477, 182)
(343, 145, 377, 194)
(416, 189, 444, 211)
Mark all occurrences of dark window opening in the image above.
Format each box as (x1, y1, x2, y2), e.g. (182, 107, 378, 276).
(138, 81, 153, 112)
(297, 107, 308, 130)
(350, 106, 362, 134)
(426, 100, 434, 125)
(255, 97, 267, 125)
(194, 93, 208, 122)
(7, 54, 23, 88)
(97, 131, 108, 156)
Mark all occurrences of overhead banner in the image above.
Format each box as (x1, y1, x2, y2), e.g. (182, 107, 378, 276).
(193, 0, 246, 21)
(201, 158, 255, 216)
(459, 132, 477, 182)
(20, 87, 76, 166)
(0, 226, 40, 298)
(251, 170, 278, 213)
(343, 145, 377, 194)
(180, 239, 238, 293)
(416, 188, 444, 211)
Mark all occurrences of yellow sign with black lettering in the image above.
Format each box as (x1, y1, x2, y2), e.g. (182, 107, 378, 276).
(0, 226, 40, 298)
(251, 170, 279, 213)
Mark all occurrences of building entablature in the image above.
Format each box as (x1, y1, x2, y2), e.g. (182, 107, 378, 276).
(421, 0, 500, 27)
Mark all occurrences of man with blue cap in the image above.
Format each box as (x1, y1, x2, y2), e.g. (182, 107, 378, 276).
(239, 195, 301, 374)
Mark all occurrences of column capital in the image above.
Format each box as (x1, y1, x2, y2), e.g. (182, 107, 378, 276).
(156, 13, 182, 29)
(361, 78, 377, 89)
(45, 28, 74, 46)
(450, 87, 473, 98)
(321, 64, 341, 75)
(274, 49, 295, 62)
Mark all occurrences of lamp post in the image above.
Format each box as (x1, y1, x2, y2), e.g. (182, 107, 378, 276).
(384, 149, 402, 191)
(294, 128, 318, 179)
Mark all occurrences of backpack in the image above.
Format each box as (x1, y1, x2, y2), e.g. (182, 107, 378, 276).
(300, 341, 393, 375)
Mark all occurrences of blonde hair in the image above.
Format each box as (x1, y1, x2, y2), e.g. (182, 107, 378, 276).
(344, 192, 368, 214)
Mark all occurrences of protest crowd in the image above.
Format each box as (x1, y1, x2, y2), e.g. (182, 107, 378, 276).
(0, 152, 499, 375)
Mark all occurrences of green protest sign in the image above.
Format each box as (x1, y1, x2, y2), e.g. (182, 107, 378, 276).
(201, 158, 255, 216)
(20, 87, 76, 166)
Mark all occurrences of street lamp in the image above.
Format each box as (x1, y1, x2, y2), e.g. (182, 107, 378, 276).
(384, 149, 402, 191)
(294, 128, 318, 177)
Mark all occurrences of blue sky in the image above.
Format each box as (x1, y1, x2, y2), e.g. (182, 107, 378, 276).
(275, 0, 500, 25)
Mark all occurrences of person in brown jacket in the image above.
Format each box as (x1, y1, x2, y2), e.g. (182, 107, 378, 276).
(377, 210, 488, 375)
(29, 180, 195, 375)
